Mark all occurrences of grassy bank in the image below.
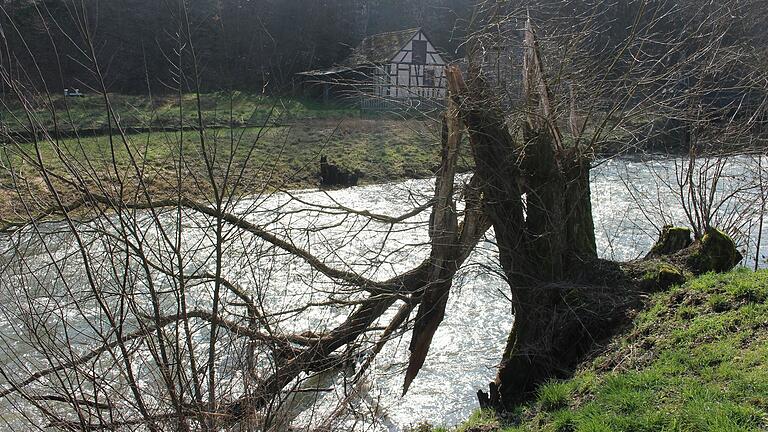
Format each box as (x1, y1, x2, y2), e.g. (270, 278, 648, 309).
(438, 269, 768, 432)
(0, 92, 358, 133)
(0, 118, 472, 220)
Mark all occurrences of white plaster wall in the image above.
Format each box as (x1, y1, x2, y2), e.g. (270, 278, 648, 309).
(383, 30, 447, 100)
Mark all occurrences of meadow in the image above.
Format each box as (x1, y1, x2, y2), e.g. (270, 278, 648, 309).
(0, 92, 357, 132)
(0, 93, 472, 221)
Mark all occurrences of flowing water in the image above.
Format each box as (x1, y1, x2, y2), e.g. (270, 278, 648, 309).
(0, 155, 766, 431)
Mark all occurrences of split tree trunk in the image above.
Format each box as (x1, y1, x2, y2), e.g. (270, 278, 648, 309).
(403, 90, 464, 395)
(446, 64, 599, 410)
(482, 114, 599, 410)
(447, 55, 742, 410)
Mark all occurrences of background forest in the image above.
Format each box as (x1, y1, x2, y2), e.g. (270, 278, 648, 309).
(0, 0, 475, 93)
(4, 0, 764, 96)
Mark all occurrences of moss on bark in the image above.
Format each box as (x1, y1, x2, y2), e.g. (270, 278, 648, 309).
(482, 227, 743, 412)
(638, 260, 687, 291)
(645, 226, 692, 258)
(685, 228, 744, 274)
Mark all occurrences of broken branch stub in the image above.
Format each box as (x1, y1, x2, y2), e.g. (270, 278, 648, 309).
(403, 76, 465, 396)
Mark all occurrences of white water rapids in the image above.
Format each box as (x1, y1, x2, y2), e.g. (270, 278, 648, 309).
(0, 155, 766, 431)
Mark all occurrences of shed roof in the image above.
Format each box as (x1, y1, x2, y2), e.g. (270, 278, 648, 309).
(296, 65, 355, 77)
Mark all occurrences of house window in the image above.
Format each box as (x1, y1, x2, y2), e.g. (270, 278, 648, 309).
(423, 69, 435, 87)
(412, 40, 427, 64)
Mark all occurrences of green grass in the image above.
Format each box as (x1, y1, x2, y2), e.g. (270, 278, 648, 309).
(445, 269, 768, 432)
(0, 91, 358, 133)
(0, 91, 477, 220)
(3, 120, 449, 182)
(0, 115, 477, 219)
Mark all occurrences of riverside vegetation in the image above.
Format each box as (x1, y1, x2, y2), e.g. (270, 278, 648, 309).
(0, 92, 676, 225)
(0, 93, 477, 220)
(425, 266, 768, 432)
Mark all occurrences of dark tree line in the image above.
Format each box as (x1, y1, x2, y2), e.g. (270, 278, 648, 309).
(0, 0, 475, 95)
(1, 0, 763, 98)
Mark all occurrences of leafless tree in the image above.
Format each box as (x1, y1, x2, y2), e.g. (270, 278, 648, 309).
(448, 0, 768, 410)
(0, 2, 492, 430)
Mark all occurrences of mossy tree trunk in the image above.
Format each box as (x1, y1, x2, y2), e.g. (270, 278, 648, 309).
(486, 131, 599, 409)
(456, 17, 601, 409)
(447, 50, 742, 409)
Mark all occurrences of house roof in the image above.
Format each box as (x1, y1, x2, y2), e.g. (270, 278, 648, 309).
(297, 28, 445, 77)
(342, 28, 422, 66)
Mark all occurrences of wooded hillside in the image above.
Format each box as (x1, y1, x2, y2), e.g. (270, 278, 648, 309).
(0, 0, 474, 94)
(2, 0, 766, 98)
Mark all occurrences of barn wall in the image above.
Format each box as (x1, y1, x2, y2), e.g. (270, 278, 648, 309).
(374, 30, 447, 100)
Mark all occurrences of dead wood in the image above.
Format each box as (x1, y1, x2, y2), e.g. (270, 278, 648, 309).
(402, 87, 467, 395)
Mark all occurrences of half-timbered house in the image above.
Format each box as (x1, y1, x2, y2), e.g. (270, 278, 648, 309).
(299, 28, 448, 110)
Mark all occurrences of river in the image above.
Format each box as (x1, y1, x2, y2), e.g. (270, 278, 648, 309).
(0, 155, 766, 431)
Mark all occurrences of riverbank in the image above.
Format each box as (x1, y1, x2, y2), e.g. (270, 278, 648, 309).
(0, 118, 478, 222)
(2, 92, 763, 227)
(0, 92, 358, 134)
(436, 268, 768, 432)
(1, 155, 766, 429)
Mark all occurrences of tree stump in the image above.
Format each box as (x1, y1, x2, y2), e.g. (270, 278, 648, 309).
(645, 225, 693, 258)
(319, 155, 361, 188)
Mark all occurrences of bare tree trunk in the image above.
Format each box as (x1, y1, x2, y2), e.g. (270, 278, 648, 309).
(403, 91, 463, 395)
(446, 61, 604, 410)
(448, 57, 741, 409)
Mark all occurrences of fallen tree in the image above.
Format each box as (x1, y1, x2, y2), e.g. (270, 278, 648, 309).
(0, 70, 490, 429)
